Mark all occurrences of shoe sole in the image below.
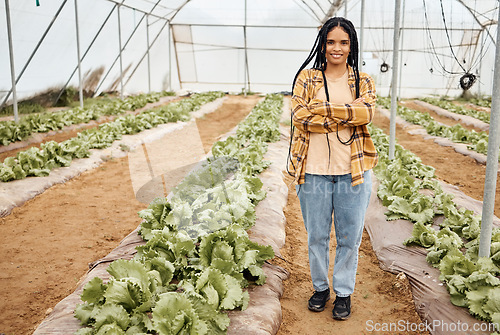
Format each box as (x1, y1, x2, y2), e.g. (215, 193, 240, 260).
(332, 313, 351, 320)
(308, 296, 330, 312)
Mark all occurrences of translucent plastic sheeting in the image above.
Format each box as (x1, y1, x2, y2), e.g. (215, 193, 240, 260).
(0, 96, 222, 217)
(32, 104, 291, 335)
(1, 0, 498, 103)
(0, 0, 174, 102)
(365, 174, 500, 335)
(377, 106, 496, 167)
(172, 25, 197, 83)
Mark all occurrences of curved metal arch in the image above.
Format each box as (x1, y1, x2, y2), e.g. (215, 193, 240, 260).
(100, 0, 190, 21)
(455, 0, 497, 44)
(322, 0, 344, 23)
(168, 0, 191, 22)
(290, 0, 346, 25)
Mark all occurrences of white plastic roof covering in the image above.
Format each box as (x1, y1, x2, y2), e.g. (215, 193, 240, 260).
(0, 0, 498, 103)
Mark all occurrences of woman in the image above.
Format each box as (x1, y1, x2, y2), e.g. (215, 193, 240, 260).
(287, 17, 378, 320)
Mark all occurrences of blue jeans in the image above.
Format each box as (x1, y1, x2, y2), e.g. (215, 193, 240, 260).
(296, 171, 372, 297)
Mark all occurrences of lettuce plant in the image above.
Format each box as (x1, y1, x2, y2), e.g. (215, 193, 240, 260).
(75, 94, 282, 334)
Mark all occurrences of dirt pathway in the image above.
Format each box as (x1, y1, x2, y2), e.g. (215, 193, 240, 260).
(372, 104, 499, 217)
(275, 175, 428, 335)
(400, 100, 487, 133)
(276, 98, 497, 334)
(0, 94, 261, 335)
(1, 94, 482, 335)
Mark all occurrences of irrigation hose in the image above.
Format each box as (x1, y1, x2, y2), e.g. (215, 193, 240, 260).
(459, 73, 477, 91)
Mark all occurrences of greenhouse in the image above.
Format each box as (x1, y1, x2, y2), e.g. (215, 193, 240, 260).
(2, 0, 499, 100)
(1, 0, 500, 334)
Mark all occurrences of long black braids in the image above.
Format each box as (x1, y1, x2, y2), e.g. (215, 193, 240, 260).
(292, 17, 361, 98)
(286, 17, 361, 178)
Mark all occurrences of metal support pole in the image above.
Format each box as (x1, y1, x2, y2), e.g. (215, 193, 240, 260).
(117, 4, 124, 99)
(359, 0, 365, 71)
(243, 0, 249, 95)
(388, 0, 402, 161)
(397, 0, 406, 98)
(344, 0, 348, 17)
(172, 26, 182, 90)
(146, 15, 151, 93)
(124, 19, 169, 88)
(168, 22, 172, 91)
(74, 0, 84, 107)
(478, 8, 500, 258)
(93, 1, 160, 96)
(1, 0, 68, 110)
(94, 14, 146, 95)
(478, 28, 485, 97)
(4, 0, 18, 122)
(55, 4, 116, 105)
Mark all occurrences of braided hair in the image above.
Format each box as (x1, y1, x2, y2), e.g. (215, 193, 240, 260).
(292, 17, 361, 98)
(286, 17, 361, 178)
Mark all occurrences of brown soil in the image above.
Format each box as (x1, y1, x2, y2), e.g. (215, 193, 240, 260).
(0, 94, 488, 335)
(0, 97, 182, 161)
(0, 121, 107, 161)
(373, 103, 499, 217)
(401, 100, 487, 133)
(276, 100, 497, 334)
(275, 174, 428, 335)
(0, 94, 260, 335)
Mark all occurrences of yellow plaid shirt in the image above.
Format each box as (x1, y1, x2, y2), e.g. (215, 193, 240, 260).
(288, 66, 378, 186)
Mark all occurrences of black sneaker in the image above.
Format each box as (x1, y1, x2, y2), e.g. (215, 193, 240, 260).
(308, 288, 330, 312)
(332, 295, 351, 320)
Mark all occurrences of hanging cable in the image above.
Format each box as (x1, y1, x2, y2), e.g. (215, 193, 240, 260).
(459, 73, 477, 90)
(422, 0, 481, 90)
(439, 0, 486, 89)
(422, 0, 457, 75)
(379, 7, 390, 73)
(368, 7, 390, 73)
(468, 4, 498, 76)
(439, 0, 467, 72)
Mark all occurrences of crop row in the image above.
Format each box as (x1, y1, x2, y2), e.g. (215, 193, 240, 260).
(74, 94, 284, 334)
(469, 97, 493, 109)
(0, 92, 224, 182)
(369, 123, 500, 331)
(377, 97, 495, 159)
(0, 91, 174, 146)
(419, 97, 491, 124)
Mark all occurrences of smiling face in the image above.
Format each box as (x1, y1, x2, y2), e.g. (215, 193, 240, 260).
(324, 26, 350, 68)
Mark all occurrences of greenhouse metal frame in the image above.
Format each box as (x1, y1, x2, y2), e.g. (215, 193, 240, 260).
(2, 0, 500, 259)
(3, 1, 500, 334)
(2, 1, 498, 101)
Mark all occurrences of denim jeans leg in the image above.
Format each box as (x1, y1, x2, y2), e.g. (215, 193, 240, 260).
(331, 171, 372, 297)
(296, 173, 334, 292)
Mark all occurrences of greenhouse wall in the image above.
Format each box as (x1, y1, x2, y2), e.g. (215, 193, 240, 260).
(1, 0, 498, 103)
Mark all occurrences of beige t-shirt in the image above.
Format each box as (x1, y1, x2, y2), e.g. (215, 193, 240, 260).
(305, 69, 353, 175)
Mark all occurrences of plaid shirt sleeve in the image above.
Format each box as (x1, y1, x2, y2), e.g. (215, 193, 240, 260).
(291, 69, 377, 132)
(289, 68, 378, 187)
